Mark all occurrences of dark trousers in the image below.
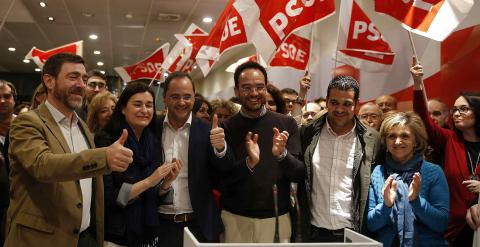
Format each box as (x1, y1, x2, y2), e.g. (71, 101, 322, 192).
(310, 225, 344, 243)
(156, 217, 208, 247)
(451, 225, 473, 247)
(77, 228, 97, 247)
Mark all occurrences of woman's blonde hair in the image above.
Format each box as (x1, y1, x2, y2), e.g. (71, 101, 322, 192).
(87, 92, 117, 133)
(379, 111, 428, 154)
(30, 84, 46, 110)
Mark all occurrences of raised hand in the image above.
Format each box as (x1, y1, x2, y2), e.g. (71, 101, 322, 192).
(272, 127, 289, 157)
(299, 74, 311, 97)
(245, 132, 260, 169)
(210, 114, 226, 152)
(383, 175, 397, 208)
(164, 158, 183, 185)
(146, 162, 173, 187)
(106, 129, 134, 172)
(463, 179, 480, 193)
(410, 56, 424, 87)
(408, 172, 421, 202)
(466, 204, 480, 230)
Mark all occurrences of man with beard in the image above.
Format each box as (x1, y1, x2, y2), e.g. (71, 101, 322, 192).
(219, 61, 304, 243)
(298, 76, 380, 242)
(5, 53, 134, 247)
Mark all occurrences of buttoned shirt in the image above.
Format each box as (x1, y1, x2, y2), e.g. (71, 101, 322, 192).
(310, 119, 356, 230)
(45, 100, 92, 232)
(159, 113, 194, 214)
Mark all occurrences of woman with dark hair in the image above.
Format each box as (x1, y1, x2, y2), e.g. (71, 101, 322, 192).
(266, 83, 286, 114)
(95, 81, 182, 247)
(411, 58, 480, 246)
(367, 112, 449, 246)
(192, 94, 212, 123)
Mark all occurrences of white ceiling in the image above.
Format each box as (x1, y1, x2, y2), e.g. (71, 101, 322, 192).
(0, 0, 229, 75)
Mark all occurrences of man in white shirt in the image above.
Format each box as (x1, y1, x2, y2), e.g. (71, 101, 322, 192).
(299, 76, 380, 242)
(5, 53, 133, 247)
(157, 71, 234, 247)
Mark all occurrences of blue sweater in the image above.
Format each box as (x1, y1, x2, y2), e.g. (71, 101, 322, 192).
(367, 161, 449, 247)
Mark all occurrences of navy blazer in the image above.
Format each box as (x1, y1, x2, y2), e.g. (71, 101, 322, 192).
(157, 115, 235, 240)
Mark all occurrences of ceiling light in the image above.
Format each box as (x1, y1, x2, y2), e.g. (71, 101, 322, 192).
(81, 11, 95, 18)
(93, 50, 101, 55)
(193, 65, 197, 69)
(202, 17, 213, 23)
(47, 16, 54, 21)
(97, 61, 104, 66)
(39, 2, 46, 8)
(89, 34, 98, 40)
(23, 59, 30, 63)
(100, 70, 106, 74)
(35, 68, 41, 72)
(8, 47, 15, 52)
(125, 13, 133, 19)
(163, 72, 169, 77)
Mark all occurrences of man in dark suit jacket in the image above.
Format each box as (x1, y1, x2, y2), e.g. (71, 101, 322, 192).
(156, 71, 235, 247)
(5, 53, 133, 247)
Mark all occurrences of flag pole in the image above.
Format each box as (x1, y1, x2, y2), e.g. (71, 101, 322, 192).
(148, 66, 163, 87)
(0, 0, 16, 33)
(407, 30, 428, 102)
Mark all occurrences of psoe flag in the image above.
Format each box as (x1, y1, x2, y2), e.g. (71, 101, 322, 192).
(114, 43, 170, 82)
(337, 0, 395, 72)
(25, 40, 83, 68)
(375, 0, 474, 41)
(234, 0, 335, 62)
(270, 33, 310, 71)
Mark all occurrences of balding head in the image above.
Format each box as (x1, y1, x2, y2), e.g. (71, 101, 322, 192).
(375, 95, 397, 113)
(428, 98, 449, 128)
(302, 102, 322, 125)
(358, 102, 383, 130)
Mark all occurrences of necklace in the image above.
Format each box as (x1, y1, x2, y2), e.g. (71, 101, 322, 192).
(467, 149, 480, 180)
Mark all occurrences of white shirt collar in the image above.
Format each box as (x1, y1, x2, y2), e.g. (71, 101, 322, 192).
(163, 111, 192, 130)
(325, 117, 356, 137)
(45, 99, 79, 126)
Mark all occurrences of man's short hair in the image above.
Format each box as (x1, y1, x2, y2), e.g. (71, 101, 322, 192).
(326, 75, 360, 102)
(281, 88, 298, 96)
(233, 61, 268, 88)
(0, 80, 17, 102)
(162, 71, 196, 97)
(42, 53, 85, 91)
(87, 69, 107, 81)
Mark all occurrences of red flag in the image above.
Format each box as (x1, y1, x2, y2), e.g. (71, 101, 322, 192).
(234, 0, 335, 61)
(375, 0, 474, 41)
(270, 33, 310, 71)
(337, 0, 395, 72)
(114, 43, 170, 82)
(162, 23, 208, 73)
(196, 0, 248, 76)
(25, 41, 83, 68)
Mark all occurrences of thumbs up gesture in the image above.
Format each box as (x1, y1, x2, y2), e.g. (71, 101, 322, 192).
(210, 114, 226, 152)
(272, 127, 289, 157)
(106, 129, 134, 172)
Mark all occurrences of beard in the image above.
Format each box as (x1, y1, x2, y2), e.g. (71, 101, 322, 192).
(53, 84, 84, 110)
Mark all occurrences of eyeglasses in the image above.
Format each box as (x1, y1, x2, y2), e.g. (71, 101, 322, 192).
(238, 85, 266, 94)
(87, 81, 107, 89)
(168, 94, 193, 102)
(450, 105, 471, 115)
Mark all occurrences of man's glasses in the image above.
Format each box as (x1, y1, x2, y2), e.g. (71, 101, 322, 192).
(168, 94, 193, 102)
(359, 113, 380, 120)
(87, 81, 107, 89)
(238, 85, 266, 94)
(450, 105, 471, 115)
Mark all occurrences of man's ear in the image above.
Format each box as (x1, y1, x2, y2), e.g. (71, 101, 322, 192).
(42, 74, 54, 91)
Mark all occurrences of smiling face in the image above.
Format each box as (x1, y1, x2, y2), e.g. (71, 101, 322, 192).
(326, 88, 357, 134)
(44, 62, 86, 115)
(265, 92, 277, 112)
(163, 77, 195, 128)
(122, 91, 154, 135)
(0, 85, 15, 118)
(97, 99, 116, 131)
(451, 96, 476, 133)
(234, 68, 267, 118)
(386, 125, 416, 164)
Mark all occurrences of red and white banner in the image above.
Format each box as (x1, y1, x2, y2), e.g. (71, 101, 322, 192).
(162, 23, 208, 73)
(114, 43, 170, 82)
(25, 40, 83, 68)
(225, 55, 267, 73)
(234, 0, 335, 62)
(337, 0, 395, 72)
(270, 33, 310, 71)
(375, 0, 474, 41)
(196, 0, 248, 76)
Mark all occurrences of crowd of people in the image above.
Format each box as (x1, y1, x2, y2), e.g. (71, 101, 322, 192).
(0, 52, 478, 247)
